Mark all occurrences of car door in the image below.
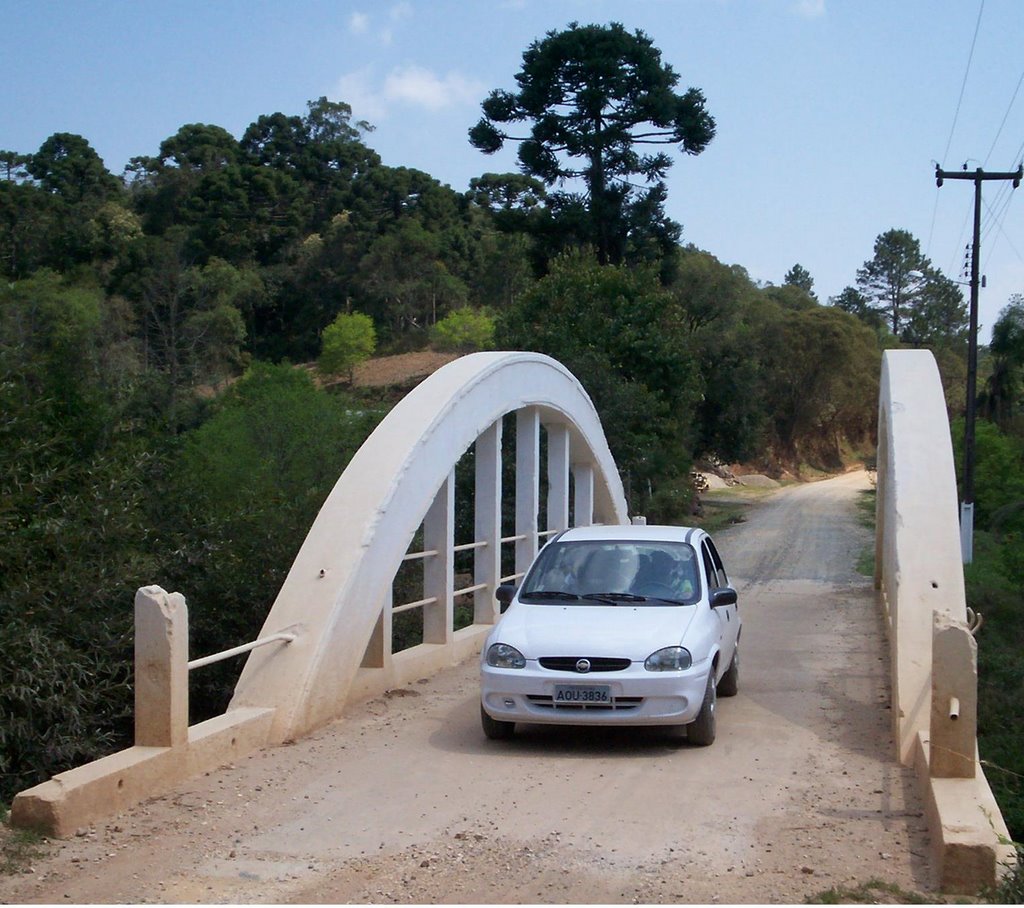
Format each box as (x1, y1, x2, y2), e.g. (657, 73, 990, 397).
(701, 536, 739, 673)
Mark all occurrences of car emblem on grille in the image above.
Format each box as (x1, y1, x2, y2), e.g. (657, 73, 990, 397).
(575, 659, 591, 673)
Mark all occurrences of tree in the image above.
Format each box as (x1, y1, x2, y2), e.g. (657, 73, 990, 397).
(901, 271, 967, 350)
(27, 133, 121, 205)
(469, 21, 715, 265)
(430, 307, 495, 352)
(498, 252, 700, 510)
(754, 303, 881, 463)
(241, 98, 379, 230)
(830, 285, 883, 329)
(784, 263, 816, 300)
(981, 295, 1024, 426)
(111, 238, 248, 426)
(355, 220, 468, 336)
(319, 310, 376, 378)
(663, 248, 767, 460)
(855, 228, 928, 337)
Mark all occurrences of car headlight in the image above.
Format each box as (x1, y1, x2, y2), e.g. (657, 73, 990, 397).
(644, 646, 692, 671)
(486, 643, 527, 669)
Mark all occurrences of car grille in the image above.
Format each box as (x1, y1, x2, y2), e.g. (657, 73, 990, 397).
(526, 695, 643, 711)
(538, 656, 632, 673)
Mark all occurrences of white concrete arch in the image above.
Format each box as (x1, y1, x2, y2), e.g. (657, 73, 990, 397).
(875, 349, 1013, 890)
(874, 349, 966, 763)
(230, 351, 628, 742)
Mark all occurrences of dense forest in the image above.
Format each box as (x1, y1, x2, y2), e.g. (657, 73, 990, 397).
(0, 22, 1020, 844)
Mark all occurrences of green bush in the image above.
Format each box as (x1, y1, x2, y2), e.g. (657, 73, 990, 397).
(0, 620, 131, 803)
(430, 307, 495, 352)
(319, 311, 376, 377)
(965, 531, 1024, 843)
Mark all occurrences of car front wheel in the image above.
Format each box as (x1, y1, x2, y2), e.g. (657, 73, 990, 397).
(481, 705, 515, 740)
(687, 672, 717, 746)
(717, 646, 739, 697)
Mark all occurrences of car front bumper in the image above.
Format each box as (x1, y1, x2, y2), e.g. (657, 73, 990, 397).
(480, 659, 713, 727)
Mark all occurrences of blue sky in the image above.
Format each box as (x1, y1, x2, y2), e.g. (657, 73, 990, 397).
(3, 0, 1023, 341)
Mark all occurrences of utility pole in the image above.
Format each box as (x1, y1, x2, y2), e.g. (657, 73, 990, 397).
(935, 163, 1022, 563)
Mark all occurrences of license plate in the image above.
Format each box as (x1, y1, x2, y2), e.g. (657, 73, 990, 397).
(553, 684, 611, 704)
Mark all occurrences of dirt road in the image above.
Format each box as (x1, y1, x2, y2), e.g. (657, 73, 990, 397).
(1, 470, 938, 903)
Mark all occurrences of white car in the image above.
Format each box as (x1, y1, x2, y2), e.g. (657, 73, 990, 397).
(479, 524, 740, 745)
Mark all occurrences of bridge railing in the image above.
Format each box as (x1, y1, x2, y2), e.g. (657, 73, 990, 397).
(876, 349, 1014, 893)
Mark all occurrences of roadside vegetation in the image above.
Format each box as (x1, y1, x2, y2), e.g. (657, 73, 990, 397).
(0, 21, 1018, 864)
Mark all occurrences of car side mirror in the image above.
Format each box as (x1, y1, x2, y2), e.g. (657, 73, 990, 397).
(496, 583, 517, 613)
(710, 587, 737, 608)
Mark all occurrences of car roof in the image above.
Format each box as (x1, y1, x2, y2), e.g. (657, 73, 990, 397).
(552, 524, 707, 544)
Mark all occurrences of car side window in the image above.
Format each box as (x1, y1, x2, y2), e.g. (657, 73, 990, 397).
(705, 538, 729, 587)
(701, 542, 719, 591)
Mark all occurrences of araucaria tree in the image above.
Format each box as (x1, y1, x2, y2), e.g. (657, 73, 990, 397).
(855, 228, 928, 337)
(469, 21, 715, 265)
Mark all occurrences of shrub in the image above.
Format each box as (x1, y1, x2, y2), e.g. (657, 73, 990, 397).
(430, 307, 495, 352)
(319, 311, 376, 378)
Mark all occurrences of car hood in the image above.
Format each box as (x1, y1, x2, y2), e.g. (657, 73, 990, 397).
(497, 602, 697, 660)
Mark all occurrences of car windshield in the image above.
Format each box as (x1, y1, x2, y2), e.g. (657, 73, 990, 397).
(520, 539, 700, 606)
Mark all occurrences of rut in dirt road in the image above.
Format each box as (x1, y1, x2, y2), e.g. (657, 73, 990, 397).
(0, 471, 937, 905)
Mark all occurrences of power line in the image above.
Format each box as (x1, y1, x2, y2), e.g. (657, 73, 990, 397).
(983, 66, 1024, 166)
(929, 0, 986, 260)
(941, 0, 986, 167)
(982, 193, 1023, 268)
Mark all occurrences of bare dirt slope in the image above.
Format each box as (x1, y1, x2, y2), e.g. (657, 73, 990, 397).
(0, 470, 939, 904)
(351, 351, 459, 388)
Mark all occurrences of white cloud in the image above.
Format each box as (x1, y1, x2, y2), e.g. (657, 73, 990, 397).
(336, 64, 485, 121)
(383, 65, 484, 111)
(335, 68, 389, 122)
(389, 2, 413, 22)
(348, 11, 369, 34)
(794, 0, 825, 17)
(348, 4, 412, 45)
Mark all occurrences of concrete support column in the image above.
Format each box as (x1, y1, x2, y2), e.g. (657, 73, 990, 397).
(134, 586, 189, 748)
(474, 420, 503, 623)
(423, 471, 454, 645)
(516, 407, 540, 577)
(573, 462, 595, 527)
(546, 423, 570, 533)
(930, 612, 978, 778)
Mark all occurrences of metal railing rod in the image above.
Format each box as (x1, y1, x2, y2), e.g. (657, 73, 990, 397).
(402, 549, 439, 562)
(538, 529, 561, 538)
(187, 633, 296, 671)
(392, 596, 438, 615)
(500, 572, 525, 584)
(500, 534, 528, 543)
(453, 541, 487, 553)
(453, 582, 488, 598)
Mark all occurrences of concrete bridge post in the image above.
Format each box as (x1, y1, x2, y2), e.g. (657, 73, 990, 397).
(515, 407, 540, 575)
(546, 423, 571, 532)
(572, 462, 595, 526)
(133, 586, 189, 748)
(930, 613, 978, 779)
(473, 419, 503, 625)
(423, 472, 455, 645)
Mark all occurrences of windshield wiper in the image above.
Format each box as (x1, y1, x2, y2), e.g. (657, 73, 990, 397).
(580, 592, 648, 604)
(521, 590, 580, 600)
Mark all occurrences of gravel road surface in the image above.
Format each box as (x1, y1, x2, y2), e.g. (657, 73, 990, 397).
(0, 470, 939, 904)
